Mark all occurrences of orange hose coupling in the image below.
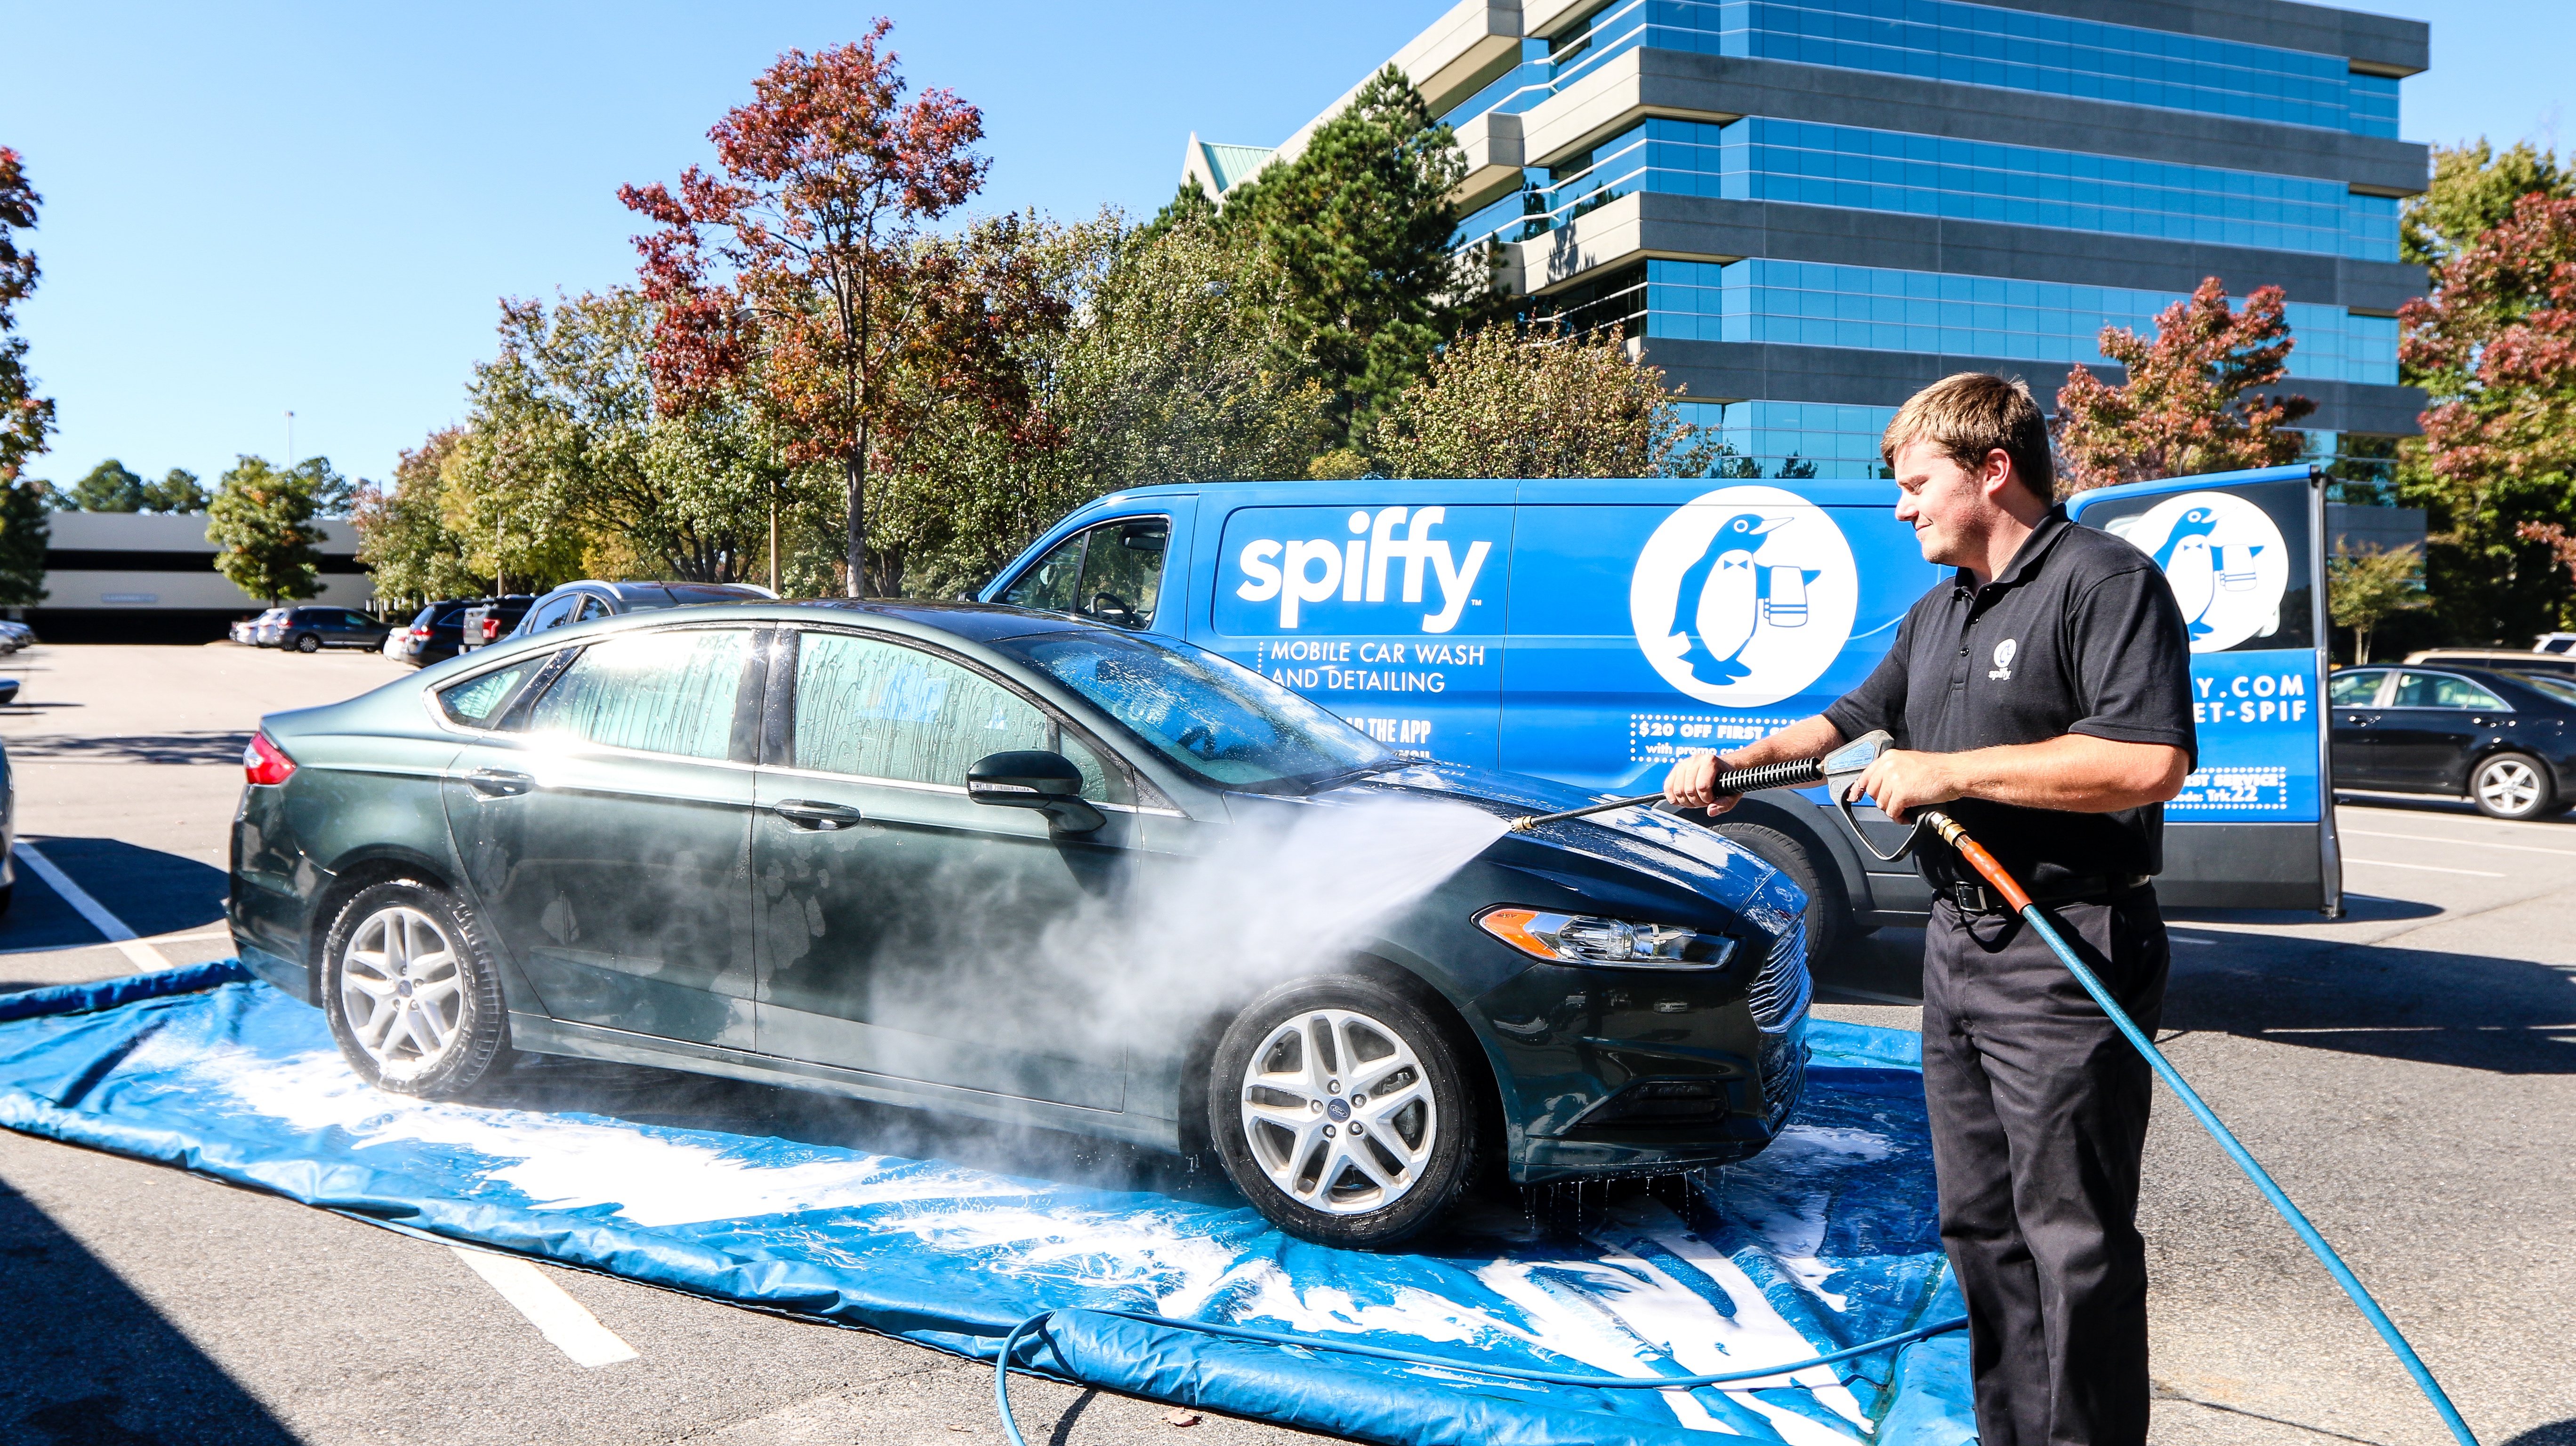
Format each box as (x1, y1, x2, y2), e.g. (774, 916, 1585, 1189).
(1918, 809, 2034, 913)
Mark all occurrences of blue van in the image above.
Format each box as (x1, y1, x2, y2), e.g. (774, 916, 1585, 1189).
(980, 465, 2342, 955)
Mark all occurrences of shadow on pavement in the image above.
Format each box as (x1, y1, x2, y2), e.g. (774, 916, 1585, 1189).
(0, 1174, 296, 1445)
(2165, 935, 2576, 1073)
(2504, 1420, 2576, 1446)
(17, 838, 228, 940)
(7, 732, 249, 765)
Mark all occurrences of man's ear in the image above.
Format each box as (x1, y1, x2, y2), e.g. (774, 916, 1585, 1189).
(1979, 447, 2017, 503)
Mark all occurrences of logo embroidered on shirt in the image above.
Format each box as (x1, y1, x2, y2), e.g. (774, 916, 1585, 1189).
(1988, 638, 2017, 681)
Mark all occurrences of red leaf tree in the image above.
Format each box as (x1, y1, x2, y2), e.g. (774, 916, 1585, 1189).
(2053, 277, 2316, 494)
(0, 147, 53, 489)
(620, 24, 989, 596)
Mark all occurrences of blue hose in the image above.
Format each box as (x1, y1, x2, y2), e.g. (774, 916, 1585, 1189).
(993, 1307, 1969, 1446)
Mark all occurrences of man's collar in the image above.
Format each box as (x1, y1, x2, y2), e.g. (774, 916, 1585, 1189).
(1953, 505, 2071, 596)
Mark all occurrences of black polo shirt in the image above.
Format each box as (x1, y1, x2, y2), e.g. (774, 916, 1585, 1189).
(1821, 507, 2197, 894)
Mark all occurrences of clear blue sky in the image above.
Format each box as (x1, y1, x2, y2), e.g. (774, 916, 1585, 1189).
(2, 0, 2567, 491)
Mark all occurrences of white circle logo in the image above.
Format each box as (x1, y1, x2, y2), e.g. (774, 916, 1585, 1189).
(1630, 485, 1860, 708)
(1993, 638, 2017, 670)
(2110, 491, 2290, 653)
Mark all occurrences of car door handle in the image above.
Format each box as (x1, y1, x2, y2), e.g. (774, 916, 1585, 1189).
(465, 768, 534, 797)
(774, 799, 864, 830)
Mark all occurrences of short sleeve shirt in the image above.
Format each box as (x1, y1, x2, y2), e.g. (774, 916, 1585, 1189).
(1821, 507, 2197, 893)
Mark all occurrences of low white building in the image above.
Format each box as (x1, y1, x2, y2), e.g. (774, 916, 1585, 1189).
(27, 511, 373, 641)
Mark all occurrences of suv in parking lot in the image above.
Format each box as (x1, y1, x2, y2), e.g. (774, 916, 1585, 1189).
(383, 600, 472, 667)
(458, 596, 536, 654)
(273, 607, 387, 653)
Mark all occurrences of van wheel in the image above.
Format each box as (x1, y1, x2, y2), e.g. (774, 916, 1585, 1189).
(321, 881, 512, 1098)
(2471, 753, 2556, 820)
(295, 633, 322, 653)
(1711, 821, 1845, 963)
(1209, 974, 1480, 1249)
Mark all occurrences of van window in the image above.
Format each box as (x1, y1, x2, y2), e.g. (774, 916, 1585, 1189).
(1001, 518, 1167, 629)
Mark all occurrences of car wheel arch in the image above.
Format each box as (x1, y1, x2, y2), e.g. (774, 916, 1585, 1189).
(302, 850, 464, 1004)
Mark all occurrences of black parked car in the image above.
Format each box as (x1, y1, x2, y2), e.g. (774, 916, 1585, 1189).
(2331, 664, 2576, 819)
(512, 579, 778, 639)
(383, 600, 472, 668)
(227, 601, 1812, 1246)
(274, 606, 391, 654)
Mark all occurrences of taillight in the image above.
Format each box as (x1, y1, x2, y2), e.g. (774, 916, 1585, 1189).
(243, 732, 297, 787)
(409, 626, 430, 638)
(480, 618, 500, 640)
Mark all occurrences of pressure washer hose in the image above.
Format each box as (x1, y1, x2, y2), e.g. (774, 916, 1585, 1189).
(992, 806, 2480, 1446)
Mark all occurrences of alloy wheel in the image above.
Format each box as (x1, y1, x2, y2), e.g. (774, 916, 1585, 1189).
(338, 905, 467, 1080)
(2475, 756, 2544, 818)
(1237, 1007, 1437, 1216)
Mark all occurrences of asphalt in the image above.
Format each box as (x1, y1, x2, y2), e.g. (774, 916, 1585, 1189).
(0, 642, 2568, 1446)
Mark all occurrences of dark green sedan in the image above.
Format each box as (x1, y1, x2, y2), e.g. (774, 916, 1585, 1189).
(229, 601, 1811, 1246)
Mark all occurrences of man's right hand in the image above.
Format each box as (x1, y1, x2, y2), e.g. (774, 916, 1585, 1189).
(1664, 751, 1747, 813)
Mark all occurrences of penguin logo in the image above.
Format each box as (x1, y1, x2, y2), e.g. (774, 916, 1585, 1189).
(2112, 491, 2290, 654)
(1990, 638, 2017, 680)
(1631, 485, 1859, 708)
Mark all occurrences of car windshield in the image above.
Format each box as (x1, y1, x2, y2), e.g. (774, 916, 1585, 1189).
(991, 629, 1392, 794)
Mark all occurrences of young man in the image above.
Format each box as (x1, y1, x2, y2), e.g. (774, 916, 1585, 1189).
(1665, 372, 2195, 1446)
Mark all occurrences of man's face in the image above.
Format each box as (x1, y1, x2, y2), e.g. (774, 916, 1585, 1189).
(1892, 439, 2001, 568)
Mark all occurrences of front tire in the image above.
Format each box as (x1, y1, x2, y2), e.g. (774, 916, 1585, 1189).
(295, 633, 322, 653)
(2471, 752, 2555, 820)
(321, 881, 511, 1097)
(1209, 974, 1480, 1248)
(1712, 820, 1846, 963)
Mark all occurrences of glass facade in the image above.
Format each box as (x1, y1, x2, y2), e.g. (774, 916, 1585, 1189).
(1455, 117, 2399, 261)
(1675, 400, 1900, 479)
(1443, 0, 2398, 137)
(1548, 258, 2398, 384)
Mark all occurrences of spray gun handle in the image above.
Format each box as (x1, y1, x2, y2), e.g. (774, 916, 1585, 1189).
(1819, 730, 1916, 862)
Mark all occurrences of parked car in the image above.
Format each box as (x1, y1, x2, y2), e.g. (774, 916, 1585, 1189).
(2536, 633, 2576, 656)
(383, 600, 473, 668)
(271, 606, 392, 654)
(251, 608, 293, 648)
(2401, 648, 2576, 680)
(227, 600, 1812, 1246)
(229, 615, 262, 646)
(457, 595, 536, 654)
(0, 621, 32, 652)
(2331, 664, 2576, 819)
(511, 580, 778, 640)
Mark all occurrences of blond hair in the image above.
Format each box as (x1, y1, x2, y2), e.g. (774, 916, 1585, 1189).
(1880, 373, 2053, 500)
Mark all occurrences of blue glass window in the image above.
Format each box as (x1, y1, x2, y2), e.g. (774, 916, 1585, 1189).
(1674, 400, 1900, 479)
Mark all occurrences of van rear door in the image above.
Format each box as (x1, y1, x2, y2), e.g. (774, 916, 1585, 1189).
(2065, 464, 2341, 914)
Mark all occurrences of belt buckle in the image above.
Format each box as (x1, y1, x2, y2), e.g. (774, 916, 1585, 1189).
(1952, 882, 1991, 915)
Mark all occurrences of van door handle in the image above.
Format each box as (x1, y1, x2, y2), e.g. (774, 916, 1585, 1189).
(465, 768, 534, 797)
(774, 799, 864, 830)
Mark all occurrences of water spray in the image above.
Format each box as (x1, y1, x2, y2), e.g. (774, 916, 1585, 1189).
(998, 744, 2482, 1446)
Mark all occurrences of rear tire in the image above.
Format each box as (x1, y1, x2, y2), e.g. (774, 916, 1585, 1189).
(321, 880, 512, 1098)
(1209, 974, 1480, 1248)
(1711, 820, 1846, 963)
(295, 633, 321, 653)
(2470, 752, 2555, 820)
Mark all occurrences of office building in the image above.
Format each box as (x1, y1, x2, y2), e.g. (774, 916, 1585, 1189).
(1184, 0, 2428, 477)
(26, 511, 374, 642)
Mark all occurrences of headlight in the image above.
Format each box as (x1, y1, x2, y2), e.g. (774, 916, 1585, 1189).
(1476, 907, 1739, 969)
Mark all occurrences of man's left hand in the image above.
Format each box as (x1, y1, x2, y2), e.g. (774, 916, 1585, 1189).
(1850, 748, 1961, 823)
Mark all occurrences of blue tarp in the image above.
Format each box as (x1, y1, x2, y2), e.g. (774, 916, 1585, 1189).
(0, 965, 1975, 1446)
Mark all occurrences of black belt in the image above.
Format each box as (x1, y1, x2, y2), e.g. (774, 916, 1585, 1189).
(1946, 873, 2152, 916)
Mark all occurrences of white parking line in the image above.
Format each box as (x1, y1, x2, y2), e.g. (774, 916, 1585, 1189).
(11, 842, 170, 972)
(2341, 828, 2576, 858)
(450, 1248, 639, 1368)
(2338, 803, 2576, 834)
(2341, 857, 2505, 878)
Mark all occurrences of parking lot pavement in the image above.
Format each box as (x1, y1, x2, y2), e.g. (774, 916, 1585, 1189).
(3, 642, 2568, 1446)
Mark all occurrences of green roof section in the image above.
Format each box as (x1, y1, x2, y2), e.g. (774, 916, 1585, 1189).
(1199, 141, 1275, 193)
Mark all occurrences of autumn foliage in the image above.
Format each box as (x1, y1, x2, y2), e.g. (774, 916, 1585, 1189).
(2401, 193, 2576, 514)
(2052, 277, 2315, 494)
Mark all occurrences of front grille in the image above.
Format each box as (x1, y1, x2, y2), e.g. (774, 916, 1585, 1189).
(1748, 919, 1812, 1033)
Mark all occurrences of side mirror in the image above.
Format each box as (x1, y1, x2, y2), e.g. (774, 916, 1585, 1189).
(966, 750, 1106, 835)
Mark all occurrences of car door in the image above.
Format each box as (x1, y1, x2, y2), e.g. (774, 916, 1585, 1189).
(2328, 668, 2392, 787)
(443, 625, 766, 1048)
(751, 625, 1135, 1110)
(2377, 670, 2507, 791)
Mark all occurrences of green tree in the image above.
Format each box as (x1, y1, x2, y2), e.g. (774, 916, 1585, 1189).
(144, 466, 207, 513)
(0, 477, 48, 605)
(67, 458, 147, 511)
(2327, 541, 2429, 664)
(209, 456, 328, 605)
(1373, 323, 1708, 479)
(351, 428, 484, 607)
(2053, 277, 2316, 493)
(1217, 65, 1486, 448)
(0, 149, 55, 506)
(2402, 140, 2571, 278)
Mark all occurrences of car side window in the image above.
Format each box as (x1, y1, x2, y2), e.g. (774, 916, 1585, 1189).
(1001, 530, 1088, 614)
(2330, 670, 2387, 706)
(576, 596, 613, 622)
(792, 631, 1111, 799)
(525, 595, 579, 632)
(1077, 520, 1167, 629)
(523, 628, 753, 760)
(2391, 671, 2504, 710)
(437, 661, 542, 727)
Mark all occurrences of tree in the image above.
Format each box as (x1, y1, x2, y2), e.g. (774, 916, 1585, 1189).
(621, 23, 991, 596)
(2398, 191, 2576, 642)
(209, 456, 328, 605)
(2402, 140, 2571, 276)
(67, 458, 147, 511)
(0, 149, 53, 503)
(2053, 277, 2316, 494)
(1373, 323, 1708, 479)
(144, 467, 207, 513)
(2327, 541, 2428, 664)
(351, 428, 484, 607)
(0, 478, 47, 605)
(1216, 65, 1486, 448)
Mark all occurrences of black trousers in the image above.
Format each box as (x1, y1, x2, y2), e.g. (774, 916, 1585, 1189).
(1922, 889, 2169, 1446)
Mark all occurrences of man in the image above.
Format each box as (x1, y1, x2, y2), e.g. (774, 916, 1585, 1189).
(1665, 372, 2194, 1446)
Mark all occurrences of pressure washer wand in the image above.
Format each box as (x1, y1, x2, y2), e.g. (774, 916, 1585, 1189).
(1505, 730, 1897, 832)
(1916, 807, 2480, 1446)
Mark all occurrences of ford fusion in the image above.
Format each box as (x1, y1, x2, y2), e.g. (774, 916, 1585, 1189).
(228, 601, 1811, 1246)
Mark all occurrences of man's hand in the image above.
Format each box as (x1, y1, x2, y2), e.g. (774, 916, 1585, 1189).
(1664, 751, 1747, 813)
(1849, 748, 1961, 823)
(1664, 715, 1847, 813)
